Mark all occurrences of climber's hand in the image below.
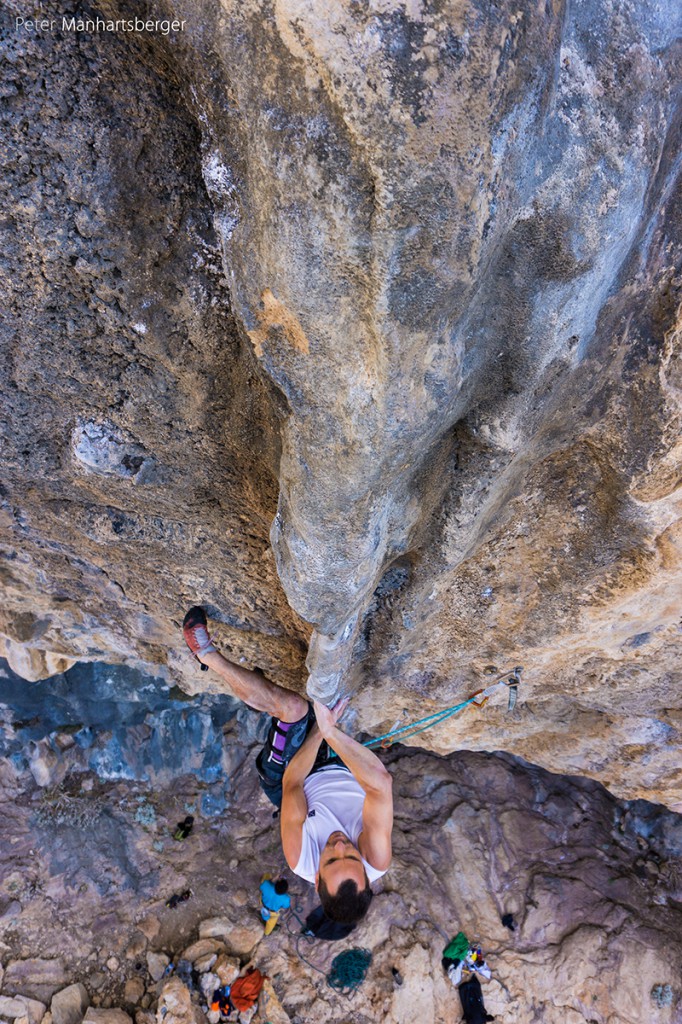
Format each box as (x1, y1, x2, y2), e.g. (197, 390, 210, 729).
(313, 697, 350, 738)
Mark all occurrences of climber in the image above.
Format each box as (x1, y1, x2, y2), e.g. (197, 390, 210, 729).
(182, 606, 393, 926)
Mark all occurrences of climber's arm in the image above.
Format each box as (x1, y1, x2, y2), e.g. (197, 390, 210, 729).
(313, 701, 391, 794)
(280, 726, 324, 869)
(359, 771, 393, 871)
(313, 701, 393, 871)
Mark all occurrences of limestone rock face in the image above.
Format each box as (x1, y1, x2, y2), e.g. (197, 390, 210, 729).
(0, 0, 308, 696)
(0, 1, 681, 805)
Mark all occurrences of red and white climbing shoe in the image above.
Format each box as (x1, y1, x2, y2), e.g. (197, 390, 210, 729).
(182, 606, 216, 669)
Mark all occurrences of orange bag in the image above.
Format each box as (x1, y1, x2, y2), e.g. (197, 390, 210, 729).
(229, 967, 266, 1011)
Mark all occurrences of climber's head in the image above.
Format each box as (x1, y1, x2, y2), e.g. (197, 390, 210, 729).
(315, 831, 373, 925)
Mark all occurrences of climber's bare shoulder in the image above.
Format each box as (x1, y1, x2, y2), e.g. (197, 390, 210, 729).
(358, 776, 393, 872)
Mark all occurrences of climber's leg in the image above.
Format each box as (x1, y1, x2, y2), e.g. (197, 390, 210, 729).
(201, 650, 308, 721)
(182, 607, 308, 722)
(183, 606, 313, 808)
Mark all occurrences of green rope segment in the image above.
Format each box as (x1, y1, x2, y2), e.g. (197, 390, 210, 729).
(327, 948, 372, 993)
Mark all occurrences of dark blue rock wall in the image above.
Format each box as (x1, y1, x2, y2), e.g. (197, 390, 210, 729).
(0, 658, 261, 786)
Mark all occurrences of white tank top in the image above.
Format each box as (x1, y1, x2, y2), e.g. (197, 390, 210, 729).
(293, 766, 389, 884)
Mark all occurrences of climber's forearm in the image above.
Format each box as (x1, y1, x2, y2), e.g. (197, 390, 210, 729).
(282, 725, 324, 790)
(323, 726, 391, 795)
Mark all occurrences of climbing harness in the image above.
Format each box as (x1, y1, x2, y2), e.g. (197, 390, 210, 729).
(363, 666, 522, 750)
(326, 948, 372, 994)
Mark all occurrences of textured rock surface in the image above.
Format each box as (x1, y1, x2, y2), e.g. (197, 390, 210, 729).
(155, 980, 195, 1024)
(0, 0, 308, 696)
(0, 995, 46, 1024)
(3, 961, 66, 1005)
(50, 985, 90, 1024)
(1, 701, 682, 1024)
(0, 0, 681, 809)
(83, 1011, 131, 1024)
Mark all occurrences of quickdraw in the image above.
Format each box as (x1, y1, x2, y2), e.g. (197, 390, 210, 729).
(363, 666, 522, 750)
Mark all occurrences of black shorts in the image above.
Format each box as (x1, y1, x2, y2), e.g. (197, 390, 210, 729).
(255, 702, 348, 808)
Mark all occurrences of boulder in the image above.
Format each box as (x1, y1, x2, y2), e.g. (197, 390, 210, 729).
(6, 998, 47, 1024)
(198, 975, 219, 1005)
(155, 980, 193, 1024)
(50, 985, 89, 1024)
(122, 981, 144, 1007)
(136, 919, 160, 943)
(178, 941, 223, 965)
(212, 956, 240, 988)
(3, 961, 67, 1004)
(192, 955, 216, 975)
(0, 998, 32, 1019)
(83, 1012, 132, 1024)
(144, 955, 168, 985)
(257, 981, 291, 1024)
(197, 920, 262, 957)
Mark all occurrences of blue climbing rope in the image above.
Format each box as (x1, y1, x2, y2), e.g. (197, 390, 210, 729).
(362, 667, 522, 750)
(363, 697, 476, 749)
(283, 903, 330, 978)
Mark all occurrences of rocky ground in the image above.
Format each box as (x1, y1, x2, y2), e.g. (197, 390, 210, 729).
(1, 662, 682, 1024)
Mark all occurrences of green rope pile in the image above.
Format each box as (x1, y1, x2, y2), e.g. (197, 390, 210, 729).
(327, 948, 372, 994)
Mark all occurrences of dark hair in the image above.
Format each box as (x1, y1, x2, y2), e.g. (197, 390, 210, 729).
(274, 879, 289, 895)
(317, 874, 373, 925)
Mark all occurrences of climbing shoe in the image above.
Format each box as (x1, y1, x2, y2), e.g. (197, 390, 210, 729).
(173, 815, 194, 841)
(166, 888, 192, 909)
(182, 606, 216, 669)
